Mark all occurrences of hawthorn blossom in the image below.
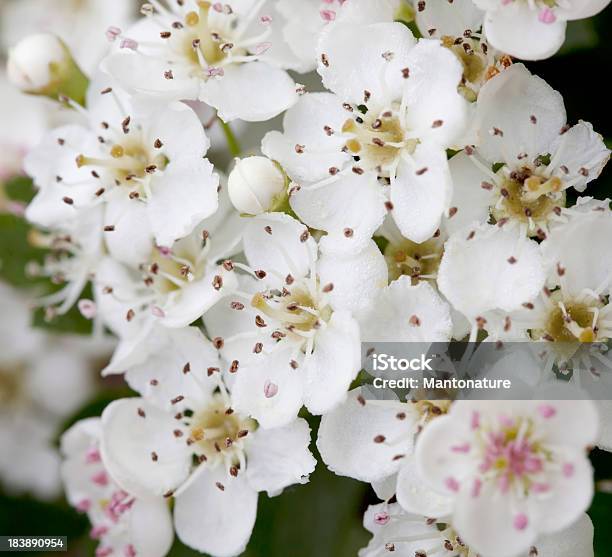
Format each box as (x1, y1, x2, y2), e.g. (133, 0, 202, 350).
(447, 64, 610, 238)
(100, 355, 316, 556)
(204, 213, 388, 428)
(437, 223, 545, 339)
(501, 199, 612, 373)
(61, 418, 174, 557)
(415, 399, 598, 557)
(318, 389, 454, 518)
(0, 282, 96, 499)
(359, 501, 595, 557)
(101, 0, 299, 122)
(94, 208, 240, 336)
(25, 76, 219, 256)
(263, 23, 469, 248)
(473, 0, 612, 60)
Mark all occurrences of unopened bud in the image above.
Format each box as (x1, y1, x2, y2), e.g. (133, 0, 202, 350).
(228, 156, 288, 215)
(7, 34, 89, 106)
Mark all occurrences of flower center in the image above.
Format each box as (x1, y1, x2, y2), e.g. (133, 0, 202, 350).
(490, 167, 566, 235)
(251, 284, 332, 338)
(384, 237, 443, 284)
(342, 109, 415, 176)
(184, 395, 256, 465)
(77, 136, 168, 198)
(145, 244, 206, 295)
(477, 416, 550, 494)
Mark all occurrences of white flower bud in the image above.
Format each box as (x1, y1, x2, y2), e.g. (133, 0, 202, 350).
(8, 34, 68, 91)
(228, 156, 287, 215)
(7, 34, 89, 105)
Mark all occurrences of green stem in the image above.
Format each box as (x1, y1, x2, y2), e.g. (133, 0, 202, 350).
(218, 118, 242, 158)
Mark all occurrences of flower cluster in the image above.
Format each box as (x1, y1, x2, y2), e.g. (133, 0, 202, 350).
(5, 0, 612, 556)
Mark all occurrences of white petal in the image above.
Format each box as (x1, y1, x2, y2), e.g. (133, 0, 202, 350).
(533, 513, 594, 557)
(104, 193, 153, 265)
(414, 413, 474, 494)
(200, 61, 297, 123)
(415, 0, 484, 39)
(145, 101, 211, 160)
(556, 0, 611, 19)
(446, 151, 497, 237)
(532, 450, 594, 534)
(243, 213, 314, 279)
(261, 92, 350, 184)
(453, 480, 538, 557)
(317, 22, 416, 105)
(483, 4, 566, 60)
(291, 172, 387, 252)
(121, 327, 219, 412)
(101, 50, 199, 101)
(231, 344, 304, 429)
(318, 239, 388, 314)
(317, 388, 416, 482)
(302, 311, 361, 415)
(391, 144, 453, 243)
(129, 498, 175, 557)
(100, 398, 192, 498)
(24, 126, 100, 227)
(396, 457, 453, 518)
(246, 418, 316, 496)
(148, 157, 219, 247)
(160, 265, 237, 328)
(540, 208, 612, 297)
(438, 224, 545, 319)
(549, 120, 610, 192)
(174, 467, 258, 557)
(359, 277, 453, 343)
(402, 40, 469, 147)
(475, 64, 566, 164)
(596, 400, 612, 451)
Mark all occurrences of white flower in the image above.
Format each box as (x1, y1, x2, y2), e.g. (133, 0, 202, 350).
(1, 0, 133, 74)
(502, 198, 612, 369)
(473, 0, 611, 60)
(447, 64, 610, 238)
(437, 223, 545, 338)
(0, 282, 96, 499)
(101, 0, 299, 122)
(415, 399, 598, 557)
(359, 501, 594, 557)
(227, 156, 287, 215)
(60, 418, 174, 557)
(203, 213, 388, 428)
(263, 26, 469, 248)
(25, 76, 219, 256)
(94, 209, 241, 336)
(99, 353, 316, 557)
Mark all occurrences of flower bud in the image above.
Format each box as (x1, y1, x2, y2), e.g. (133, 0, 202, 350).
(7, 34, 89, 106)
(228, 156, 288, 215)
